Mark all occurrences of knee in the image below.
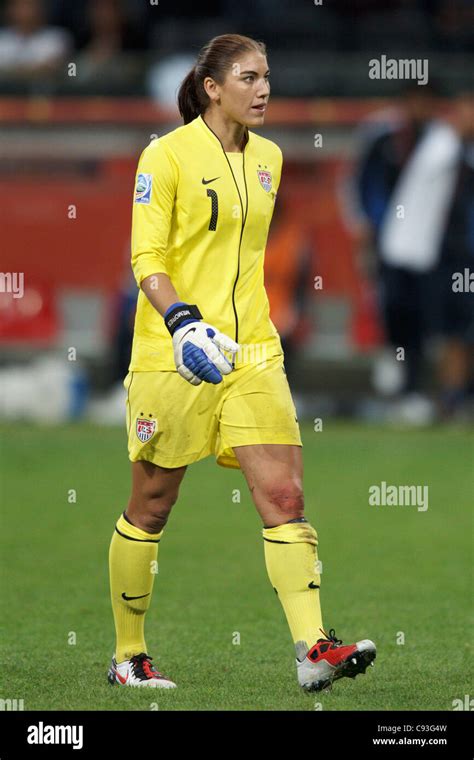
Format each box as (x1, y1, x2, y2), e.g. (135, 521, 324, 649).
(147, 486, 179, 521)
(139, 512, 169, 534)
(132, 486, 179, 533)
(263, 481, 305, 517)
(146, 484, 179, 506)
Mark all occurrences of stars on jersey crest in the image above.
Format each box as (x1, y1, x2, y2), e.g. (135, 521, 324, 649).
(136, 411, 157, 443)
(257, 163, 273, 193)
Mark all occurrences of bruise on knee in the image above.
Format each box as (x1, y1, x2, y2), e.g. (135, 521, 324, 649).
(264, 483, 304, 515)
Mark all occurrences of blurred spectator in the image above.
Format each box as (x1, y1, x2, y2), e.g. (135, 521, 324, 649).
(0, 0, 71, 86)
(352, 84, 439, 402)
(147, 52, 195, 108)
(49, 0, 150, 49)
(109, 241, 137, 386)
(69, 0, 146, 95)
(77, 0, 145, 57)
(433, 0, 474, 51)
(264, 192, 314, 388)
(426, 91, 474, 418)
(351, 85, 474, 419)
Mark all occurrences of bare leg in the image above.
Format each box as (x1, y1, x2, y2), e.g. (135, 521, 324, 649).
(233, 443, 304, 526)
(126, 460, 188, 533)
(233, 443, 323, 655)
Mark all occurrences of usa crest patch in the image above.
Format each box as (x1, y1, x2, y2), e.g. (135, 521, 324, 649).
(134, 173, 152, 204)
(257, 169, 272, 192)
(136, 417, 156, 442)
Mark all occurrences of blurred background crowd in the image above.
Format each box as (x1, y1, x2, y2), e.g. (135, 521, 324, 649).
(0, 0, 473, 97)
(0, 0, 473, 426)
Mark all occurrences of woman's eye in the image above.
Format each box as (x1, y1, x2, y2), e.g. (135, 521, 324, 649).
(244, 75, 270, 82)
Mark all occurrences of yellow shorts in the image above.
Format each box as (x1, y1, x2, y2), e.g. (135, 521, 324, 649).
(123, 354, 302, 470)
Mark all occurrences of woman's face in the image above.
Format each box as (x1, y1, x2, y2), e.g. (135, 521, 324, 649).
(205, 50, 270, 127)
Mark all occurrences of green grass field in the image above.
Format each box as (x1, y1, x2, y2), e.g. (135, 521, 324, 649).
(1, 421, 472, 711)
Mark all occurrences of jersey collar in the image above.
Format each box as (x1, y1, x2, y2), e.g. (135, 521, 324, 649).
(195, 113, 250, 154)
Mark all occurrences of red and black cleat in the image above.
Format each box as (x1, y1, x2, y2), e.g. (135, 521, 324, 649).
(297, 627, 376, 692)
(107, 652, 177, 689)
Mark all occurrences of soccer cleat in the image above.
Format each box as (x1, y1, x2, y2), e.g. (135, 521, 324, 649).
(296, 627, 376, 692)
(107, 652, 177, 688)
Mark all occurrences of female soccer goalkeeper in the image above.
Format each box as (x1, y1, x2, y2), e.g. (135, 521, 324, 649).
(107, 33, 376, 693)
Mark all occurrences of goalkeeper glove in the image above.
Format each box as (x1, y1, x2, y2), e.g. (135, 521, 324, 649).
(164, 301, 239, 385)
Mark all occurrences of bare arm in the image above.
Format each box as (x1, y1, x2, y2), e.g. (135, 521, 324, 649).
(141, 272, 181, 317)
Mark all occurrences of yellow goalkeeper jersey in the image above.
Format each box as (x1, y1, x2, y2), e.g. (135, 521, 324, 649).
(129, 113, 284, 371)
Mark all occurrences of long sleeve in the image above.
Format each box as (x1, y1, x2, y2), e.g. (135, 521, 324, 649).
(130, 138, 179, 287)
(273, 145, 283, 196)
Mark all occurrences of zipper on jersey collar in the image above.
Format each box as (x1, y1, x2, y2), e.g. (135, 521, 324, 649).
(198, 114, 249, 367)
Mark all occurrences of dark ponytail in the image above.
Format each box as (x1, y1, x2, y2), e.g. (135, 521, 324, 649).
(177, 34, 266, 125)
(176, 68, 201, 125)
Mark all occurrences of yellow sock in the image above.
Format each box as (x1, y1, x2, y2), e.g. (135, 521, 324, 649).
(109, 512, 163, 663)
(262, 519, 323, 656)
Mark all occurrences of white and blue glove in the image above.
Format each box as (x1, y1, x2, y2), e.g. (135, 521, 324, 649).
(164, 301, 240, 385)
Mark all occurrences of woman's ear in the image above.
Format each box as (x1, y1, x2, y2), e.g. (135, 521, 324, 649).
(204, 76, 223, 105)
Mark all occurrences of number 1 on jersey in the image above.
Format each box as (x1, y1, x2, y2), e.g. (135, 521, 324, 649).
(206, 188, 218, 231)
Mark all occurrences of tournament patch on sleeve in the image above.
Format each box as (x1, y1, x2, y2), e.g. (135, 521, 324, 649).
(134, 173, 152, 204)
